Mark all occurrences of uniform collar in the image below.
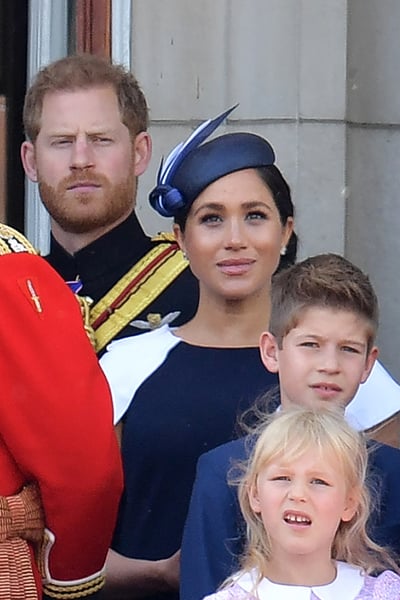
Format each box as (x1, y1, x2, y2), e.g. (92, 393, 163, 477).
(47, 212, 152, 286)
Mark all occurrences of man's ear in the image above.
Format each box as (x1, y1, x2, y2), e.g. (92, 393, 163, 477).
(360, 346, 379, 384)
(21, 141, 38, 182)
(259, 331, 279, 373)
(133, 131, 152, 176)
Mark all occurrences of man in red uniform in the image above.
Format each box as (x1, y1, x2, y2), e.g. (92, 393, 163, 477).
(0, 224, 123, 599)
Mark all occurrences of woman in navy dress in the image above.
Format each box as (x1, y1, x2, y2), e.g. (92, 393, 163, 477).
(100, 107, 296, 600)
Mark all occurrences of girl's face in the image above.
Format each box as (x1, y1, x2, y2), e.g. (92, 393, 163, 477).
(174, 168, 293, 302)
(248, 447, 358, 572)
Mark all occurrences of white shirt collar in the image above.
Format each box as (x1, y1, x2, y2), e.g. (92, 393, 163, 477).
(235, 562, 364, 600)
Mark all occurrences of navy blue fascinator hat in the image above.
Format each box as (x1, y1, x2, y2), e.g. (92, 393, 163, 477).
(149, 106, 276, 218)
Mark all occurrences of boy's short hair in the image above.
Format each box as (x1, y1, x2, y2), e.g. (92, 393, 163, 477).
(270, 253, 378, 351)
(23, 53, 149, 143)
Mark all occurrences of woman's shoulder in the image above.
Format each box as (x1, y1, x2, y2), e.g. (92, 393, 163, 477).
(103, 324, 178, 355)
(99, 325, 182, 423)
(203, 583, 252, 600)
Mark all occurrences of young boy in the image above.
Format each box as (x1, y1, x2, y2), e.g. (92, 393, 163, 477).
(180, 253, 400, 600)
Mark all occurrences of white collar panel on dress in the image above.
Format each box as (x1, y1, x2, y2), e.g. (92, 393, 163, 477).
(235, 561, 364, 600)
(100, 325, 181, 424)
(345, 360, 400, 430)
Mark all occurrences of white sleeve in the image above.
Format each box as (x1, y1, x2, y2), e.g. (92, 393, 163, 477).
(346, 360, 400, 430)
(100, 325, 181, 424)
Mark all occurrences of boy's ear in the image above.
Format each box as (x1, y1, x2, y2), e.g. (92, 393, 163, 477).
(259, 331, 279, 373)
(361, 345, 379, 384)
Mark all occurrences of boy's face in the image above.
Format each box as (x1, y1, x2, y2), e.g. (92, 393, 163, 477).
(260, 306, 378, 410)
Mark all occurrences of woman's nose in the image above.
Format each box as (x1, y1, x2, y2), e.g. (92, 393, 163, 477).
(224, 219, 247, 250)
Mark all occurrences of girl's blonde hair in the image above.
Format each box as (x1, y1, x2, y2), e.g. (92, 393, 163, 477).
(236, 405, 399, 582)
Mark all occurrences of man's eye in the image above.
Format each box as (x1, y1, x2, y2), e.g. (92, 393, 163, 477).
(93, 137, 112, 144)
(53, 139, 72, 146)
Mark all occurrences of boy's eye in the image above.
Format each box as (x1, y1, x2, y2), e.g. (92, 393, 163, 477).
(341, 345, 361, 354)
(299, 341, 318, 348)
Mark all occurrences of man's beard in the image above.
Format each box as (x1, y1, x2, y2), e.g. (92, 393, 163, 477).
(38, 169, 136, 234)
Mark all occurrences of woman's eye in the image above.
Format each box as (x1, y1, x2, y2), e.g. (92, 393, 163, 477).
(246, 211, 267, 221)
(200, 214, 222, 224)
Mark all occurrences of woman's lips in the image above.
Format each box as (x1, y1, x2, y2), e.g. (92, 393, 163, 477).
(217, 258, 255, 276)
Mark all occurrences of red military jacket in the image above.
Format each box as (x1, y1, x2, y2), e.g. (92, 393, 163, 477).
(0, 251, 123, 599)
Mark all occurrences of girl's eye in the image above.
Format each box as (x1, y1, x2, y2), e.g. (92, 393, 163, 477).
(271, 475, 290, 482)
(311, 478, 329, 486)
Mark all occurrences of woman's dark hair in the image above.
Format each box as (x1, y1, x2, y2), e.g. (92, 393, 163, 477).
(255, 165, 297, 271)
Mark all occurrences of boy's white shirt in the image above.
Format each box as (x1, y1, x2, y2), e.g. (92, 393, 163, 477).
(234, 561, 365, 600)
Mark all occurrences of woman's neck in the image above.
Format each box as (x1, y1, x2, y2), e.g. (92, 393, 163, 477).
(176, 289, 270, 347)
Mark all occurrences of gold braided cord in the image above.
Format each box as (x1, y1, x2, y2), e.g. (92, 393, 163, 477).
(0, 224, 37, 255)
(43, 574, 105, 598)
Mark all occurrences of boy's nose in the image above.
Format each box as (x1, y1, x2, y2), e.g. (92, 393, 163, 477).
(318, 349, 340, 373)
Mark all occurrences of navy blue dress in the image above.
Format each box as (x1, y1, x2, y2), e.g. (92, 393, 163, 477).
(100, 326, 278, 600)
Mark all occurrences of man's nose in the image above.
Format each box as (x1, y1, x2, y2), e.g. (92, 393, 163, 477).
(70, 138, 95, 170)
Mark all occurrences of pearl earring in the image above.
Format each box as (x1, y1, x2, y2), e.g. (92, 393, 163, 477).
(280, 246, 287, 256)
